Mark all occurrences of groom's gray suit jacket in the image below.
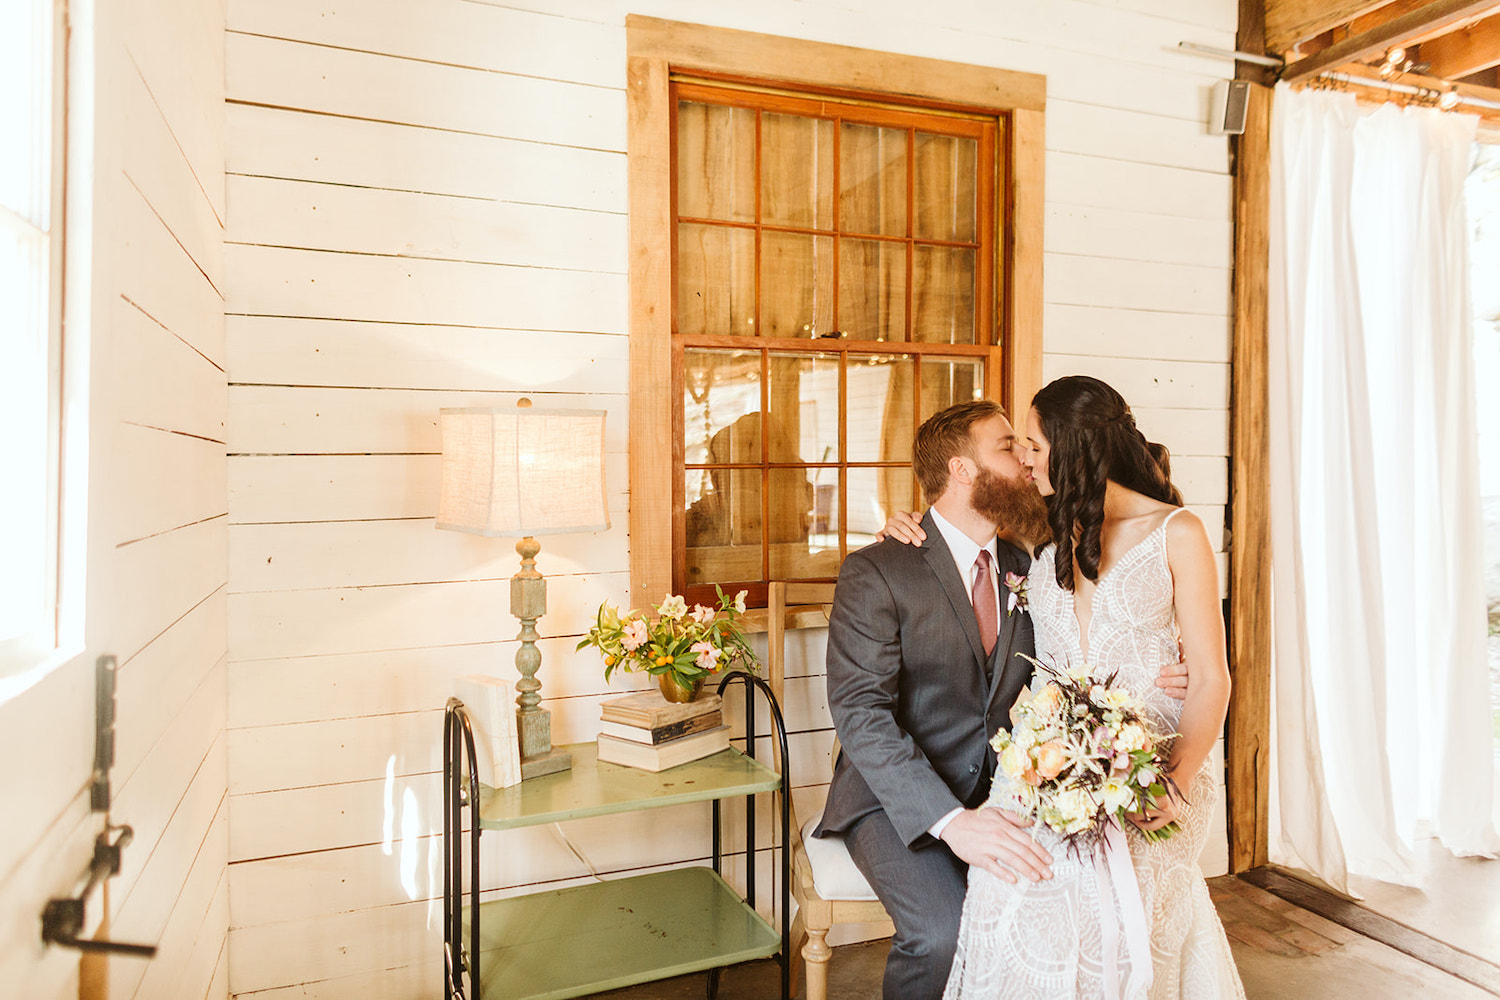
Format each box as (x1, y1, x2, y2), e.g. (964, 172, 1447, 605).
(816, 509, 1036, 848)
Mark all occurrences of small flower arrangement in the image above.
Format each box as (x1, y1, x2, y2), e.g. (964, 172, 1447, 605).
(1004, 571, 1030, 614)
(577, 585, 759, 697)
(989, 655, 1180, 849)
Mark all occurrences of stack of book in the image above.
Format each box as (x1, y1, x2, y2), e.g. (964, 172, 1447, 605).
(595, 690, 729, 771)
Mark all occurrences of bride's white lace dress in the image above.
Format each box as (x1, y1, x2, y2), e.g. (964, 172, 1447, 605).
(944, 511, 1246, 999)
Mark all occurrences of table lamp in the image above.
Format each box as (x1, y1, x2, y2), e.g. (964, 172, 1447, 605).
(437, 400, 609, 779)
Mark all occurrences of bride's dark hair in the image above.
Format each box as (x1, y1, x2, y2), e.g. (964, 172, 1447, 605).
(1031, 375, 1182, 591)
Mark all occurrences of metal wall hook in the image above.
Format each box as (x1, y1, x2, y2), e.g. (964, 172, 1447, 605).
(41, 825, 158, 958)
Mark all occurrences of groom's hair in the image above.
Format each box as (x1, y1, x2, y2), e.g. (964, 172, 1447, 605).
(912, 399, 1006, 505)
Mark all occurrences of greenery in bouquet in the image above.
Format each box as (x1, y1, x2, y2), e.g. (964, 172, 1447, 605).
(990, 654, 1181, 851)
(577, 585, 760, 693)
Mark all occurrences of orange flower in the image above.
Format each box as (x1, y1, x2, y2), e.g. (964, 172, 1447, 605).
(1034, 741, 1067, 780)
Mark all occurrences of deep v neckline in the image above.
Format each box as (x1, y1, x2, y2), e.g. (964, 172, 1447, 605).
(1068, 515, 1174, 663)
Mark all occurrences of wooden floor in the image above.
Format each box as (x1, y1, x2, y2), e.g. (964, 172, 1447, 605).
(591, 874, 1499, 999)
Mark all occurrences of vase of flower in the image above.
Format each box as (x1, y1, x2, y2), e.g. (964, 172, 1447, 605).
(577, 586, 759, 698)
(657, 672, 704, 704)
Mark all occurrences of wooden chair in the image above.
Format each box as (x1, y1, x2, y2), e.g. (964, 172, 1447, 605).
(764, 582, 894, 1000)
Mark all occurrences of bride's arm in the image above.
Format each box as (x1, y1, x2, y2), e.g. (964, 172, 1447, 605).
(1137, 510, 1232, 830)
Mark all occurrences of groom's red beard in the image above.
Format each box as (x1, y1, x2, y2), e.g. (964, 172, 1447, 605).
(971, 465, 1052, 551)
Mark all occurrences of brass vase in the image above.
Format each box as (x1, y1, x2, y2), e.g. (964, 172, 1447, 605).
(657, 672, 703, 704)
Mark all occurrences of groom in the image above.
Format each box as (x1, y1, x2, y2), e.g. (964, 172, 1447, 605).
(816, 399, 1188, 1000)
(815, 399, 1054, 1000)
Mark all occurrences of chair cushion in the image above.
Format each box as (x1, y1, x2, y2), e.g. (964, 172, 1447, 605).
(801, 810, 880, 901)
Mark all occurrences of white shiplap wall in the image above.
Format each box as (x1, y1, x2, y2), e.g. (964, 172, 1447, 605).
(0, 1, 229, 998)
(222, 1, 1235, 995)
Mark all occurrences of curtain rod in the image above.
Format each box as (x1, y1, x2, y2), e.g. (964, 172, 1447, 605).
(1319, 71, 1500, 111)
(1176, 41, 1284, 67)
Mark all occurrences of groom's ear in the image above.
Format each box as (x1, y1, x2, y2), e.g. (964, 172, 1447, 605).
(948, 454, 975, 487)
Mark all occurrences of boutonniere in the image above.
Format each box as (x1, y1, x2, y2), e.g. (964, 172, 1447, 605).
(1004, 571, 1029, 615)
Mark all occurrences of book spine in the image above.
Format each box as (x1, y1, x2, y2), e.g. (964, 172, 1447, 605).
(601, 713, 722, 745)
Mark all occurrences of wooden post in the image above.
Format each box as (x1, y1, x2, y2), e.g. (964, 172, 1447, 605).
(1226, 79, 1273, 874)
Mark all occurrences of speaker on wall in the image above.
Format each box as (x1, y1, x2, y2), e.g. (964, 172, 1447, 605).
(1209, 79, 1251, 136)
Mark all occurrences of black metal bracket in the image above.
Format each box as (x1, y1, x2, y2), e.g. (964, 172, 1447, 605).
(41, 825, 158, 957)
(92, 655, 117, 812)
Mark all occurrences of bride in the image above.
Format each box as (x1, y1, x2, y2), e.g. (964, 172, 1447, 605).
(884, 375, 1245, 999)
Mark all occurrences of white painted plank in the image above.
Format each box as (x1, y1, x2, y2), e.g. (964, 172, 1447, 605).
(228, 710, 443, 796)
(1073, 0, 1239, 31)
(226, 386, 627, 456)
(0, 657, 95, 884)
(1131, 408, 1230, 459)
(226, 0, 622, 90)
(229, 961, 432, 1000)
(225, 104, 626, 210)
(227, 452, 627, 523)
(0, 791, 95, 1000)
(1040, 355, 1228, 411)
(1043, 304, 1231, 365)
(108, 753, 226, 999)
(122, 806, 228, 1000)
(226, 895, 441, 993)
(226, 574, 628, 663)
(1045, 204, 1231, 270)
(1045, 254, 1231, 317)
(117, 180, 226, 369)
(225, 175, 626, 275)
(223, 243, 627, 333)
(1047, 151, 1231, 220)
(95, 516, 228, 671)
(109, 663, 227, 918)
(230, 773, 440, 862)
(121, 0, 226, 220)
(109, 423, 226, 546)
(225, 32, 627, 151)
(121, 57, 224, 290)
(1047, 98, 1228, 174)
(114, 589, 228, 789)
(225, 317, 626, 392)
(116, 298, 227, 442)
(227, 517, 630, 595)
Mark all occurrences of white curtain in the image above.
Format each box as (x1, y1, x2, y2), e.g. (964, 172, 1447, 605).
(1267, 83, 1499, 893)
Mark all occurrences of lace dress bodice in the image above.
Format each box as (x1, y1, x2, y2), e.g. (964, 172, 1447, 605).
(944, 510, 1246, 1000)
(1028, 519, 1185, 736)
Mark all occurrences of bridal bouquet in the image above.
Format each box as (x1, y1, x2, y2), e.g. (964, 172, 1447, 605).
(989, 655, 1180, 848)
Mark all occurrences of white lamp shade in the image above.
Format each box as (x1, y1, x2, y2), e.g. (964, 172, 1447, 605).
(437, 406, 609, 537)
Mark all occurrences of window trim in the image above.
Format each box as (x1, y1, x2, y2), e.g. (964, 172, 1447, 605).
(626, 15, 1045, 606)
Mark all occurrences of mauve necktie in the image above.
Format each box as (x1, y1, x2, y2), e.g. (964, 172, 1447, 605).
(973, 549, 998, 658)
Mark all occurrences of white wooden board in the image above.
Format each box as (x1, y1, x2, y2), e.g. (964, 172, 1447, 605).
(225, 175, 625, 275)
(225, 32, 628, 150)
(225, 318, 628, 392)
(225, 104, 626, 210)
(226, 386, 627, 456)
(227, 518, 630, 595)
(224, 243, 627, 333)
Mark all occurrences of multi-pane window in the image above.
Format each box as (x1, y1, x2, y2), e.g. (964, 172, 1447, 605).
(673, 81, 1006, 605)
(1, 0, 64, 668)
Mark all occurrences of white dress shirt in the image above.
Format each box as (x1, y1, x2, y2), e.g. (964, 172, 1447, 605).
(925, 506, 1000, 840)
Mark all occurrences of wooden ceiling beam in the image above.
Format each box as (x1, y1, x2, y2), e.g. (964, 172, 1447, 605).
(1266, 1, 1395, 53)
(1419, 12, 1500, 76)
(1280, 0, 1500, 82)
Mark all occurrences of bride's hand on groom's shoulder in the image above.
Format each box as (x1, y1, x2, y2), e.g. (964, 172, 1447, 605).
(939, 807, 1053, 883)
(875, 510, 926, 545)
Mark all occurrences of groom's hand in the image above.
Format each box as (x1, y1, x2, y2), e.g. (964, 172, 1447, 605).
(1156, 644, 1188, 701)
(939, 808, 1052, 883)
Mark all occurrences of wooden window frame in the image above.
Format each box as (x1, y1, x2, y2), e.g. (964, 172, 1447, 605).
(626, 16, 1045, 606)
